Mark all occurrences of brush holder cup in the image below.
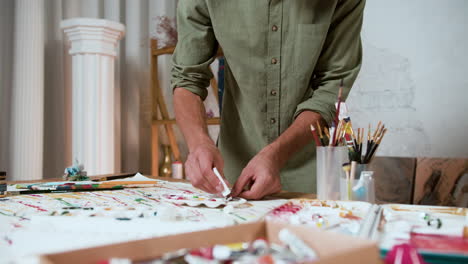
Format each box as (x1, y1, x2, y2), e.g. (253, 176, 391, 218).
(316, 146, 348, 200)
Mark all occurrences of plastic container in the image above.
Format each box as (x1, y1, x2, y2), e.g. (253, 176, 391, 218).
(316, 146, 348, 200)
(351, 171, 375, 203)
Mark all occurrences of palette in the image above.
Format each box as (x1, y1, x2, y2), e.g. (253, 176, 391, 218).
(372, 204, 468, 263)
(161, 193, 246, 208)
(265, 199, 373, 236)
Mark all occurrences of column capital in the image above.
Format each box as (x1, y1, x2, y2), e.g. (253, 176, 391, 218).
(61, 18, 125, 57)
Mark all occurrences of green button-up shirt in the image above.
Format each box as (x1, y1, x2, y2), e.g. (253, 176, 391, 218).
(171, 0, 364, 193)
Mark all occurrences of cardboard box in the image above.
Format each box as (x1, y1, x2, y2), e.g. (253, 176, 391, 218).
(41, 221, 382, 264)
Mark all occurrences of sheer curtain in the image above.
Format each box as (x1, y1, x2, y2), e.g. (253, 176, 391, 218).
(0, 0, 181, 180)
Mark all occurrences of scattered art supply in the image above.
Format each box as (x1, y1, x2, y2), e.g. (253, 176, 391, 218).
(8, 173, 158, 194)
(63, 160, 88, 181)
(375, 204, 468, 262)
(130, 234, 318, 264)
(266, 199, 371, 236)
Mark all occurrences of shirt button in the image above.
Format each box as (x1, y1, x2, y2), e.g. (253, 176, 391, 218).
(270, 90, 277, 96)
(271, 58, 278, 64)
(272, 25, 278, 32)
(270, 118, 276, 124)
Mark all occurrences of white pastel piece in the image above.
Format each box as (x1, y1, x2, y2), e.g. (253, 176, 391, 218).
(213, 167, 231, 197)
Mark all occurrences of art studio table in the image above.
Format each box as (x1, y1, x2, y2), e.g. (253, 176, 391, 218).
(0, 173, 315, 263)
(3, 174, 466, 264)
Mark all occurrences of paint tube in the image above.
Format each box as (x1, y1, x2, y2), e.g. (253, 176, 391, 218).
(251, 238, 269, 255)
(278, 229, 318, 261)
(212, 242, 249, 260)
(186, 246, 216, 263)
(158, 248, 189, 262)
(100, 258, 131, 264)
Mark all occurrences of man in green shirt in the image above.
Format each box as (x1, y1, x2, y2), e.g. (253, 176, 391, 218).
(172, 0, 365, 199)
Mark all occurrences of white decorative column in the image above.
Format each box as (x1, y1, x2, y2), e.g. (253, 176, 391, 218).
(61, 18, 125, 176)
(11, 0, 45, 180)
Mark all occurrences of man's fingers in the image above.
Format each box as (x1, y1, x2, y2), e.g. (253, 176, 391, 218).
(198, 156, 222, 193)
(232, 170, 253, 197)
(214, 155, 225, 173)
(205, 168, 225, 193)
(238, 181, 264, 200)
(186, 158, 215, 193)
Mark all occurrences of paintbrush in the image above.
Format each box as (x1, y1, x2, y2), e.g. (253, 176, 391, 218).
(334, 121, 341, 146)
(324, 126, 330, 145)
(342, 163, 351, 200)
(367, 124, 371, 150)
(359, 128, 364, 163)
(365, 128, 387, 163)
(310, 125, 322, 146)
(331, 80, 344, 146)
(316, 121, 325, 146)
(364, 126, 386, 163)
(364, 122, 381, 163)
(92, 173, 137, 182)
(349, 161, 358, 200)
(7, 186, 125, 196)
(329, 123, 336, 146)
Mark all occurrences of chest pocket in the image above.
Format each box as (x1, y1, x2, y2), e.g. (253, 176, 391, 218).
(293, 23, 329, 79)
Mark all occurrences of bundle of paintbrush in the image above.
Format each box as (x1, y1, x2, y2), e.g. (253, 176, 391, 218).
(311, 120, 387, 164)
(309, 79, 387, 164)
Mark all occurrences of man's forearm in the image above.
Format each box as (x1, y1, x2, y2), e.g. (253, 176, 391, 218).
(173, 88, 214, 151)
(264, 111, 325, 168)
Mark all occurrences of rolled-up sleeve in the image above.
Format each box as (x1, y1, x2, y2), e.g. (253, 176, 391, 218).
(171, 0, 218, 101)
(294, 0, 365, 125)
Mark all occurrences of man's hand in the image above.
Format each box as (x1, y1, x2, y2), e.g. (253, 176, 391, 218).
(231, 147, 282, 200)
(173, 88, 229, 194)
(185, 142, 227, 194)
